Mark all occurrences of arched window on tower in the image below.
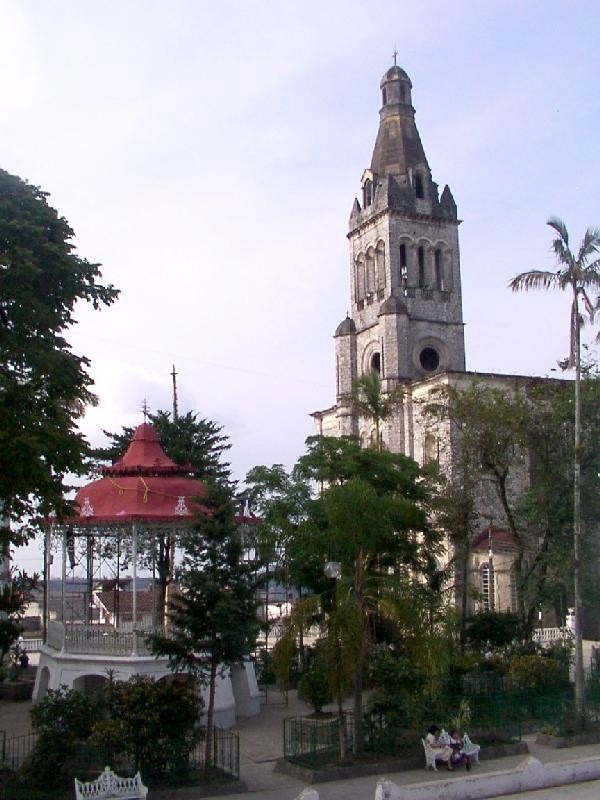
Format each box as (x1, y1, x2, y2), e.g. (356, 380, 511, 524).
(366, 248, 375, 300)
(414, 173, 424, 199)
(400, 243, 408, 285)
(355, 255, 366, 302)
(400, 84, 406, 102)
(371, 352, 381, 374)
(363, 179, 373, 208)
(382, 88, 387, 105)
(418, 246, 425, 288)
(376, 242, 386, 290)
(435, 249, 444, 290)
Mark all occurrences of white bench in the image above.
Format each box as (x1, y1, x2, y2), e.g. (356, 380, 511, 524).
(74, 766, 148, 800)
(463, 732, 481, 763)
(421, 738, 450, 770)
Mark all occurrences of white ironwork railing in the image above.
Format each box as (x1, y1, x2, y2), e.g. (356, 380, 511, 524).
(21, 638, 43, 652)
(533, 627, 572, 643)
(46, 622, 157, 656)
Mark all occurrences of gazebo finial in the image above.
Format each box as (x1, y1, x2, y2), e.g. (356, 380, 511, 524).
(141, 398, 150, 422)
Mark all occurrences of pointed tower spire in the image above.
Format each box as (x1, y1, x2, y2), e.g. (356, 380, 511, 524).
(371, 64, 429, 179)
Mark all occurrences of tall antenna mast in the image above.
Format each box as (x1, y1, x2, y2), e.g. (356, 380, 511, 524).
(171, 364, 179, 421)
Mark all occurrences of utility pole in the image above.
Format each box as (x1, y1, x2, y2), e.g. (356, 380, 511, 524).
(171, 364, 179, 421)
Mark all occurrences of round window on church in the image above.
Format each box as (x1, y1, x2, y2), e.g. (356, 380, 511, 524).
(419, 347, 440, 372)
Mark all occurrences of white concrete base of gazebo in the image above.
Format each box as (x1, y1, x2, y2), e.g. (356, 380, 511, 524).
(33, 622, 261, 728)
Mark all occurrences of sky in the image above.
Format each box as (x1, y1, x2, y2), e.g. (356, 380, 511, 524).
(3, 0, 600, 572)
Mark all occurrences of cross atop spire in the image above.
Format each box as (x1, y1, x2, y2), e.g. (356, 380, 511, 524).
(141, 398, 149, 421)
(393, 47, 398, 66)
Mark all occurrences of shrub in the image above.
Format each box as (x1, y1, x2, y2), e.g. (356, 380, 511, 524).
(27, 676, 201, 789)
(29, 686, 100, 787)
(298, 666, 332, 714)
(465, 611, 524, 652)
(508, 655, 567, 690)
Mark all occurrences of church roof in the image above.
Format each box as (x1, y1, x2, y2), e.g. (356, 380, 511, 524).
(378, 295, 408, 316)
(335, 316, 356, 336)
(380, 65, 412, 87)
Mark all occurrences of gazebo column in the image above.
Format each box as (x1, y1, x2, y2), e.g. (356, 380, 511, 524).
(61, 530, 67, 623)
(132, 521, 138, 656)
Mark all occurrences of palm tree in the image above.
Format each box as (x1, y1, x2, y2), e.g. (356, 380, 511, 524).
(510, 217, 600, 717)
(352, 370, 404, 452)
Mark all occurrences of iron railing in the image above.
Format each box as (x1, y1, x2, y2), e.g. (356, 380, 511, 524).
(190, 728, 240, 779)
(0, 732, 37, 771)
(283, 714, 353, 769)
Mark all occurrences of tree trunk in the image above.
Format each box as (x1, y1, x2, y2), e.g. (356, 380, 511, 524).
(353, 551, 365, 755)
(204, 654, 218, 774)
(573, 300, 585, 720)
(338, 697, 346, 761)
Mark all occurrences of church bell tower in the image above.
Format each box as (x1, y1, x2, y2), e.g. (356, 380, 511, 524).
(313, 63, 466, 446)
(335, 64, 465, 399)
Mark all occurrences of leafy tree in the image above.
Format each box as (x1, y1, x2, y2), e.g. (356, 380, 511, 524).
(244, 462, 316, 659)
(510, 217, 600, 716)
(0, 569, 37, 669)
(423, 381, 586, 629)
(351, 370, 404, 451)
(149, 481, 259, 771)
(0, 168, 118, 533)
(248, 436, 441, 755)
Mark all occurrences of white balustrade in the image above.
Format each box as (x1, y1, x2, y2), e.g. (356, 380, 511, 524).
(533, 627, 571, 643)
(46, 623, 158, 656)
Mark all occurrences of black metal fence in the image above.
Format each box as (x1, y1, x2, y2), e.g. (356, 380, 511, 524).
(190, 728, 240, 780)
(0, 732, 37, 772)
(283, 713, 353, 768)
(0, 726, 239, 791)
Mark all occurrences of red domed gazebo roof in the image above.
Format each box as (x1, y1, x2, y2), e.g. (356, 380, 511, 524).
(70, 422, 208, 526)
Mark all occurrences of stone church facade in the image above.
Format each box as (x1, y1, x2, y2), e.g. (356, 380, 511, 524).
(312, 64, 537, 616)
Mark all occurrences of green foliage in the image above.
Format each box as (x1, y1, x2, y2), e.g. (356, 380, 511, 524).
(508, 655, 567, 690)
(465, 611, 524, 653)
(369, 649, 424, 718)
(29, 686, 100, 787)
(150, 480, 259, 768)
(247, 436, 442, 755)
(298, 665, 332, 714)
(150, 481, 259, 679)
(28, 677, 201, 789)
(351, 370, 404, 450)
(0, 570, 37, 667)
(271, 632, 297, 689)
(91, 675, 200, 783)
(0, 168, 119, 528)
(447, 698, 472, 734)
(424, 377, 600, 628)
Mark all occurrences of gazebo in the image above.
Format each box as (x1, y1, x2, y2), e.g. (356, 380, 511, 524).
(34, 422, 260, 725)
